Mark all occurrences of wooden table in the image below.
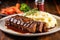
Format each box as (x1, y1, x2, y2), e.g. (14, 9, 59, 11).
(0, 30, 60, 40)
(0, 0, 60, 40)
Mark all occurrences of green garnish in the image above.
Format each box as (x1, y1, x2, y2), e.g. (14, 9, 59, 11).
(24, 8, 38, 16)
(20, 3, 31, 12)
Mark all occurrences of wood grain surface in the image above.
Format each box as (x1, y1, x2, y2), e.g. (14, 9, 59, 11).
(0, 0, 60, 40)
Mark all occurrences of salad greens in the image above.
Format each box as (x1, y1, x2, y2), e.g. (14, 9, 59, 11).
(20, 3, 31, 12)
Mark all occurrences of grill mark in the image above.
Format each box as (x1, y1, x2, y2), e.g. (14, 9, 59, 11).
(26, 23, 30, 27)
(23, 23, 28, 27)
(13, 19, 17, 23)
(17, 20, 21, 24)
(10, 16, 17, 26)
(28, 21, 34, 28)
(20, 19, 24, 25)
(23, 21, 33, 27)
(21, 21, 24, 25)
(29, 23, 34, 28)
(9, 18, 14, 26)
(10, 18, 14, 22)
(10, 16, 16, 22)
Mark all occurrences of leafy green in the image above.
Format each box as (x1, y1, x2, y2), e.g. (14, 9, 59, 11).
(20, 3, 31, 12)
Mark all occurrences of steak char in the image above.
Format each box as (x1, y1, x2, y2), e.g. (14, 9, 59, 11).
(5, 15, 48, 33)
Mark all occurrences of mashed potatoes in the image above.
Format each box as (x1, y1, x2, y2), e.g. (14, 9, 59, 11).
(24, 11, 57, 28)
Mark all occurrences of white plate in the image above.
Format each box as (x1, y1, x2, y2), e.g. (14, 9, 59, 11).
(0, 14, 60, 36)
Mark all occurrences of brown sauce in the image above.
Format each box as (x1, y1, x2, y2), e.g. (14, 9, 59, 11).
(6, 25, 30, 34)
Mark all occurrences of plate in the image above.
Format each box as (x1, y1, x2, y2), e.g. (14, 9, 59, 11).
(0, 14, 60, 36)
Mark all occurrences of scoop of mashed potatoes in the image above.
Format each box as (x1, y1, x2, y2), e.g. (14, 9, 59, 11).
(24, 11, 57, 28)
